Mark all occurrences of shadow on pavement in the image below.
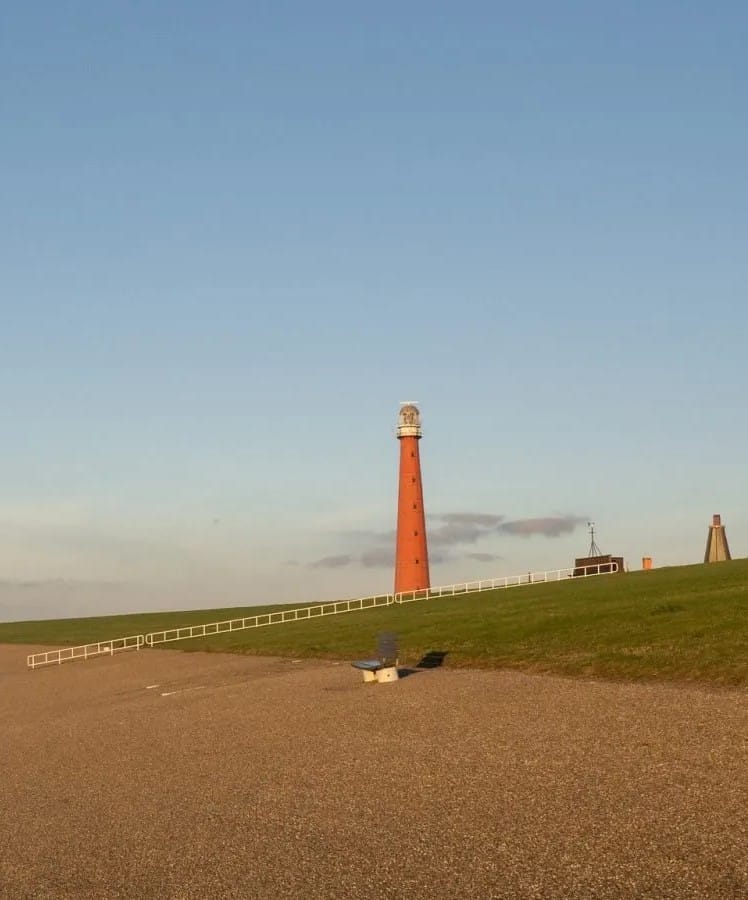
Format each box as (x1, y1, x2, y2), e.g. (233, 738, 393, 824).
(398, 650, 449, 679)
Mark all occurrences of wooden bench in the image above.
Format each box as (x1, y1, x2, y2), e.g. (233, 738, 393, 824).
(352, 633, 399, 683)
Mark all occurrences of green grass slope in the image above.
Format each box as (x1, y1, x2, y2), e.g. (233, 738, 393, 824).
(2, 560, 747, 685)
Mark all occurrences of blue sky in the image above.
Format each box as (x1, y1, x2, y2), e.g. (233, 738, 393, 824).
(2, 2, 747, 620)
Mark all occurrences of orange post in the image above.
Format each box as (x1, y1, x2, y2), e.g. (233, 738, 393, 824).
(394, 404, 430, 595)
(642, 557, 653, 570)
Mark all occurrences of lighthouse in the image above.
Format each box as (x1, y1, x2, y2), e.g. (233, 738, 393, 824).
(394, 403, 431, 595)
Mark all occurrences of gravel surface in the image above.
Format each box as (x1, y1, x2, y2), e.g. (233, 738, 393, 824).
(1, 644, 745, 899)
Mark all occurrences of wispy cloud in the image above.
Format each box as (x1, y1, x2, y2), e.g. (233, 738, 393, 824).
(0, 578, 128, 590)
(465, 551, 503, 562)
(309, 554, 354, 569)
(436, 513, 505, 527)
(360, 547, 394, 568)
(304, 511, 586, 569)
(430, 513, 505, 548)
(498, 516, 586, 538)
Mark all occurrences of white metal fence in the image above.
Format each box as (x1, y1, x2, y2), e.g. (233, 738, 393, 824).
(145, 594, 393, 646)
(26, 562, 617, 668)
(27, 634, 145, 670)
(395, 562, 618, 603)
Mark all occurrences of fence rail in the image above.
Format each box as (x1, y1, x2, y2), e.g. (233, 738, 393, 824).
(27, 634, 145, 670)
(395, 562, 618, 603)
(26, 562, 618, 668)
(145, 594, 393, 646)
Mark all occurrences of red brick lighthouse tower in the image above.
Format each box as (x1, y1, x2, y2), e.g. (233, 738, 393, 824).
(394, 403, 430, 595)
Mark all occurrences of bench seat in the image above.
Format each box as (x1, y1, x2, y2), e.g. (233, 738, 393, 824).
(352, 660, 399, 684)
(352, 632, 400, 683)
(351, 659, 384, 672)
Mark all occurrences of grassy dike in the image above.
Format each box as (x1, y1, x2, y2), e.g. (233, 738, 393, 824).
(2, 560, 747, 685)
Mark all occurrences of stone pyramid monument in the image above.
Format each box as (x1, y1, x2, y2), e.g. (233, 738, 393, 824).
(704, 514, 731, 563)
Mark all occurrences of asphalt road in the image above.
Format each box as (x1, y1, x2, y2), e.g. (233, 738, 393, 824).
(1, 644, 745, 899)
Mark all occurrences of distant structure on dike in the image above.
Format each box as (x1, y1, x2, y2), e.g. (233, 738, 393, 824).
(573, 521, 625, 576)
(704, 514, 731, 563)
(394, 403, 430, 595)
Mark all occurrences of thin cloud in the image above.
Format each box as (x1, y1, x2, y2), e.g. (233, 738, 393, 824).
(465, 552, 503, 562)
(435, 513, 505, 527)
(360, 547, 393, 568)
(498, 516, 586, 538)
(306, 511, 586, 570)
(306, 548, 393, 570)
(0, 578, 127, 590)
(309, 554, 354, 569)
(430, 512, 505, 548)
(428, 549, 452, 565)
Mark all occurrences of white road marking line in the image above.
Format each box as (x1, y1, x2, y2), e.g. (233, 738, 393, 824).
(160, 686, 206, 698)
(145, 684, 159, 689)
